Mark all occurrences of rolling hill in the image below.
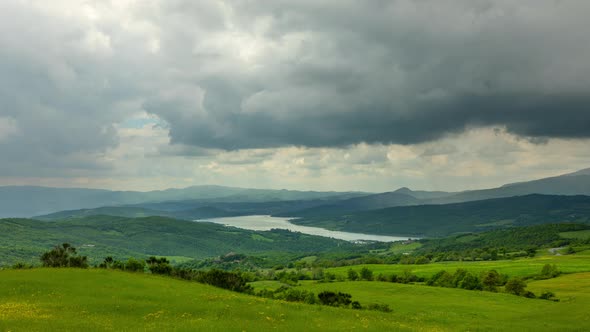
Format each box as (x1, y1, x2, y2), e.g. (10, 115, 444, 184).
(289, 194, 590, 237)
(0, 215, 355, 266)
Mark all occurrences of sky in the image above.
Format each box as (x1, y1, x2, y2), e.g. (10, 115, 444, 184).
(1, 0, 589, 192)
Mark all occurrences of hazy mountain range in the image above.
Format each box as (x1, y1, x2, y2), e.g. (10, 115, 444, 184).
(1, 168, 589, 221)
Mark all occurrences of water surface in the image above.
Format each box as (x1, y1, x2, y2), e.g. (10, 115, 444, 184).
(196, 215, 413, 242)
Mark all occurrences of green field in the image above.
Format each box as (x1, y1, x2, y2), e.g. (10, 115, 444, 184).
(251, 272, 590, 331)
(2, 261, 590, 331)
(324, 251, 590, 279)
(0, 269, 404, 331)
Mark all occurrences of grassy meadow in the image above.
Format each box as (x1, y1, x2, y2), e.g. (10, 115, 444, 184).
(1, 252, 589, 331)
(0, 269, 404, 331)
(324, 250, 590, 279)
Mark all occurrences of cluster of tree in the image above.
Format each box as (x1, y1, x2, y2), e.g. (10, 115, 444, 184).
(347, 267, 374, 281)
(97, 254, 253, 293)
(98, 256, 145, 272)
(40, 243, 88, 268)
(426, 266, 560, 301)
(256, 287, 391, 312)
(346, 267, 424, 284)
(427, 269, 506, 291)
(418, 223, 589, 256)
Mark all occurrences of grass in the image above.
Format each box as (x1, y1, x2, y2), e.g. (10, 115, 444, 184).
(324, 251, 590, 279)
(252, 272, 590, 331)
(0, 269, 407, 331)
(297, 275, 590, 331)
(2, 267, 590, 331)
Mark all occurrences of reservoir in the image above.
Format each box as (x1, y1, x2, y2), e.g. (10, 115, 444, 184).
(196, 215, 413, 242)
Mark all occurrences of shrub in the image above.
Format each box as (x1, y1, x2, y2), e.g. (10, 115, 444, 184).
(367, 303, 392, 313)
(505, 277, 527, 296)
(347, 269, 359, 281)
(11, 262, 31, 269)
(481, 270, 502, 292)
(194, 269, 253, 293)
(125, 258, 145, 272)
(539, 291, 559, 301)
(318, 291, 352, 307)
(360, 267, 373, 281)
(539, 264, 560, 279)
(147, 257, 172, 275)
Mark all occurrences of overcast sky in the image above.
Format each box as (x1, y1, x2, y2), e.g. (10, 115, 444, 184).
(1, 0, 589, 192)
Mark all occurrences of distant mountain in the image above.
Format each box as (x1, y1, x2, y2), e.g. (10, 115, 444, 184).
(5, 167, 590, 219)
(0, 185, 366, 218)
(564, 168, 590, 176)
(429, 170, 590, 204)
(36, 198, 355, 221)
(393, 187, 453, 200)
(278, 192, 420, 217)
(290, 194, 590, 237)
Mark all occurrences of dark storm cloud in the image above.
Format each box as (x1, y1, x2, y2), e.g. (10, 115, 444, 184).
(2, 0, 590, 169)
(144, 0, 590, 149)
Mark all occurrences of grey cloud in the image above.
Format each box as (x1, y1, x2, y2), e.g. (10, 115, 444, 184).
(143, 0, 590, 150)
(2, 0, 590, 177)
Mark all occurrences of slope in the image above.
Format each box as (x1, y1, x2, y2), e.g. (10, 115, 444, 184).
(290, 194, 590, 237)
(0, 268, 402, 331)
(0, 215, 353, 266)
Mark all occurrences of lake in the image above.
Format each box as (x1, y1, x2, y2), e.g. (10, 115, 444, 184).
(195, 215, 413, 242)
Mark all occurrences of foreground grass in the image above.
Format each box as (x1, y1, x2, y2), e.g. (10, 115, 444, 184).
(0, 269, 409, 331)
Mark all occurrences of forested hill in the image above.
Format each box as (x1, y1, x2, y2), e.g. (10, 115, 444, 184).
(289, 194, 590, 237)
(0, 215, 354, 266)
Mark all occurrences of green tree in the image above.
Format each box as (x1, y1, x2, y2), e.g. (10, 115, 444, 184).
(360, 267, 373, 281)
(146, 256, 172, 275)
(481, 270, 501, 292)
(540, 264, 560, 279)
(347, 269, 359, 281)
(40, 243, 88, 268)
(505, 278, 526, 296)
(125, 258, 145, 272)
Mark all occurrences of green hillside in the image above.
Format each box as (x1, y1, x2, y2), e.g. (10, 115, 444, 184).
(290, 194, 590, 237)
(251, 251, 590, 331)
(0, 216, 354, 266)
(0, 269, 401, 331)
(3, 268, 587, 331)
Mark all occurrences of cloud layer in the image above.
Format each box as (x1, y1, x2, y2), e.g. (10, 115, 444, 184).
(1, 1, 589, 190)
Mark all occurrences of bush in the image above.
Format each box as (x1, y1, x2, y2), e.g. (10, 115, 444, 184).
(347, 269, 359, 281)
(505, 277, 527, 296)
(367, 303, 392, 313)
(275, 288, 317, 304)
(539, 264, 560, 279)
(125, 258, 145, 272)
(194, 269, 253, 293)
(481, 270, 502, 292)
(147, 257, 172, 275)
(11, 262, 32, 269)
(458, 273, 482, 290)
(360, 267, 373, 281)
(539, 291, 559, 301)
(427, 270, 453, 287)
(318, 291, 352, 307)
